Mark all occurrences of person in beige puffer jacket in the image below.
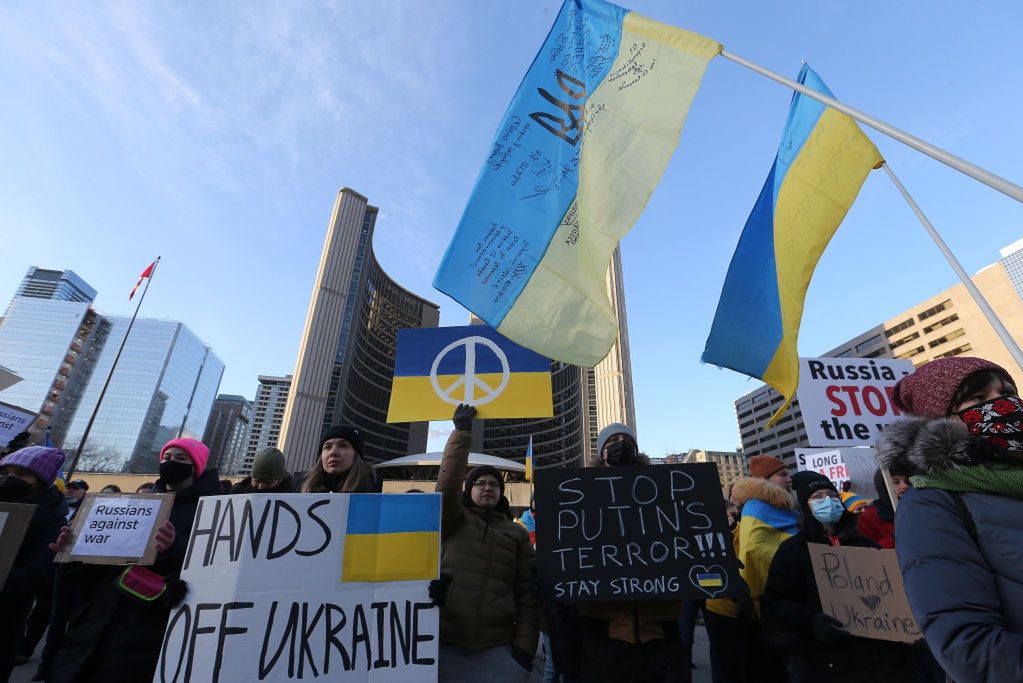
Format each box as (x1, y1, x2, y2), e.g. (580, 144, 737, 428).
(436, 404, 538, 683)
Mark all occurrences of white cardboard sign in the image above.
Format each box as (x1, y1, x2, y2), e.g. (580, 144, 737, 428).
(72, 497, 165, 558)
(0, 400, 37, 447)
(797, 357, 913, 447)
(796, 447, 879, 494)
(155, 493, 441, 683)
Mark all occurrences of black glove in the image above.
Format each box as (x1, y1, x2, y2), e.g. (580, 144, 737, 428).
(511, 647, 533, 672)
(810, 613, 848, 644)
(960, 436, 1006, 466)
(428, 573, 452, 608)
(161, 578, 188, 609)
(452, 404, 477, 432)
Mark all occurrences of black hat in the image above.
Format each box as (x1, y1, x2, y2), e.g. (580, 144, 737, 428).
(68, 479, 89, 491)
(792, 471, 837, 512)
(318, 426, 364, 457)
(464, 465, 504, 496)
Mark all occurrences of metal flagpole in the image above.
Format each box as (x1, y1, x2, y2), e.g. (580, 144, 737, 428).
(881, 162, 1023, 369)
(66, 257, 161, 477)
(719, 50, 1023, 205)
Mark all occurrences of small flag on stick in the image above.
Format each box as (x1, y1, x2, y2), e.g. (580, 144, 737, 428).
(525, 436, 534, 482)
(129, 260, 157, 301)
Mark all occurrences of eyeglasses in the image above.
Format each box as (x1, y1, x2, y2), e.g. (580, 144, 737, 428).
(472, 480, 501, 491)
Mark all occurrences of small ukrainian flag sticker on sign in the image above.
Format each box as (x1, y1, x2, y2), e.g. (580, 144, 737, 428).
(341, 494, 441, 583)
(696, 573, 724, 588)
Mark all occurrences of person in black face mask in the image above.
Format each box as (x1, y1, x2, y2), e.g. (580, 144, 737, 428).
(0, 446, 69, 681)
(48, 438, 219, 683)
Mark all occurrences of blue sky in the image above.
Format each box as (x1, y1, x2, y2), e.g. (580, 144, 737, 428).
(2, 1, 1021, 456)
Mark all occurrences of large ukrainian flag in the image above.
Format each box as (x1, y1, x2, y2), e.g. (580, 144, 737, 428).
(433, 0, 721, 367)
(703, 64, 883, 425)
(387, 325, 553, 422)
(342, 494, 440, 583)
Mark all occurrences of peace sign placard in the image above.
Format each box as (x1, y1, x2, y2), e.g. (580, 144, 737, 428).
(387, 325, 554, 422)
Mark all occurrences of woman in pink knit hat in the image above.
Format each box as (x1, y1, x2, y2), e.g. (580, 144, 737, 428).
(877, 356, 1023, 682)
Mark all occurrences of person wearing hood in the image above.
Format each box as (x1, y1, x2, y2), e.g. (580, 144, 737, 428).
(877, 356, 1023, 683)
(231, 447, 294, 493)
(763, 471, 919, 681)
(48, 438, 219, 683)
(856, 466, 913, 549)
(0, 446, 68, 682)
(300, 425, 379, 493)
(435, 404, 538, 682)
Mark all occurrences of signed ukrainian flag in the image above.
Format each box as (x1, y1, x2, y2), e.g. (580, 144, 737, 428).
(386, 325, 553, 422)
(703, 64, 883, 426)
(342, 494, 440, 583)
(433, 0, 720, 367)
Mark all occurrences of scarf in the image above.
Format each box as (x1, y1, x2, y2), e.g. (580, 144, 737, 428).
(913, 462, 1023, 501)
(958, 395, 1023, 450)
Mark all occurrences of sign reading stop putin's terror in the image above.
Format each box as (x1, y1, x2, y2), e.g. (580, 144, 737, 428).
(534, 464, 742, 602)
(798, 357, 914, 447)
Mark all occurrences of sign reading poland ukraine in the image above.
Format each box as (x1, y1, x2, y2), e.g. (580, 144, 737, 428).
(386, 325, 553, 422)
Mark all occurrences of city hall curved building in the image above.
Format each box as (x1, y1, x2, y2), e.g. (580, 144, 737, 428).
(279, 188, 439, 471)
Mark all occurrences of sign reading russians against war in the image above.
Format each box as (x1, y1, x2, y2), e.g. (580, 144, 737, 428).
(534, 464, 742, 602)
(155, 493, 441, 683)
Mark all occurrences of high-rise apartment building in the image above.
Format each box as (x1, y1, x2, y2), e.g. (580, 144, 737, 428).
(665, 449, 748, 492)
(736, 241, 1023, 470)
(243, 375, 291, 474)
(14, 267, 97, 304)
(279, 189, 440, 471)
(203, 394, 252, 475)
(478, 247, 637, 468)
(61, 318, 224, 473)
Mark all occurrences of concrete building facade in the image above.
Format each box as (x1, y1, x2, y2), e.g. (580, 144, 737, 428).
(279, 188, 439, 471)
(244, 375, 291, 474)
(665, 449, 748, 492)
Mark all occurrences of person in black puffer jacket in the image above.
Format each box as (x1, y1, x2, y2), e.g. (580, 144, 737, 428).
(0, 446, 69, 682)
(878, 356, 1023, 683)
(49, 438, 220, 683)
(764, 471, 925, 682)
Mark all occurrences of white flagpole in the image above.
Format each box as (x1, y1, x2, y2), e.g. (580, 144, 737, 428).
(882, 162, 1023, 370)
(719, 50, 1023, 205)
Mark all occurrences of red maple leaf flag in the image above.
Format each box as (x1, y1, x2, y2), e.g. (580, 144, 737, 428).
(129, 260, 157, 301)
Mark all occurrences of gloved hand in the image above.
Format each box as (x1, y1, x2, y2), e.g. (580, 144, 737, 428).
(511, 647, 533, 672)
(428, 573, 453, 608)
(161, 578, 188, 609)
(452, 404, 477, 432)
(810, 613, 848, 644)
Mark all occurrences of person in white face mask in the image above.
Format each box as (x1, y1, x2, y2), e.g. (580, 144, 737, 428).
(762, 471, 931, 682)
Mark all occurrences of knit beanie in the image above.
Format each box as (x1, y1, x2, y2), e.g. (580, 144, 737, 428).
(160, 438, 209, 476)
(792, 471, 837, 512)
(595, 423, 637, 459)
(250, 447, 287, 481)
(0, 446, 66, 487)
(319, 425, 364, 457)
(893, 357, 1012, 418)
(464, 465, 505, 496)
(748, 454, 788, 480)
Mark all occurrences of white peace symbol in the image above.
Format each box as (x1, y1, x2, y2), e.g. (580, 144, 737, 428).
(430, 335, 511, 406)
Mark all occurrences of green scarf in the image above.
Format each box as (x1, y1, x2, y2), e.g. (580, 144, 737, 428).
(912, 463, 1023, 501)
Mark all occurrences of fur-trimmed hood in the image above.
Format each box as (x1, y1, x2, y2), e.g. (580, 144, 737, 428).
(730, 476, 798, 511)
(875, 416, 972, 475)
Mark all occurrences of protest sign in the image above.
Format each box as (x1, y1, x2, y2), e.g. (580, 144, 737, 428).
(797, 357, 913, 447)
(0, 502, 36, 589)
(809, 543, 920, 643)
(534, 464, 742, 602)
(0, 400, 37, 447)
(387, 325, 553, 422)
(797, 448, 879, 493)
(56, 493, 173, 565)
(155, 493, 441, 682)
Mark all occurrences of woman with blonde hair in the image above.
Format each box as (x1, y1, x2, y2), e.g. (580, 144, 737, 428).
(301, 425, 378, 493)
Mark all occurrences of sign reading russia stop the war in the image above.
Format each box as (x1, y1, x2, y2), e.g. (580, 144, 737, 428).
(798, 357, 914, 447)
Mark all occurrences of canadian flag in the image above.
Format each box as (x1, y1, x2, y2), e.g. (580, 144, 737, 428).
(129, 260, 157, 301)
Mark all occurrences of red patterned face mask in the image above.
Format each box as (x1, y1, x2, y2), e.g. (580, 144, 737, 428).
(958, 395, 1023, 450)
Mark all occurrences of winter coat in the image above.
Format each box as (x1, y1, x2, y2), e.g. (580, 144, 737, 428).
(50, 468, 221, 683)
(436, 430, 538, 655)
(878, 417, 1023, 683)
(0, 484, 67, 600)
(857, 469, 897, 548)
(229, 473, 295, 494)
(764, 514, 918, 680)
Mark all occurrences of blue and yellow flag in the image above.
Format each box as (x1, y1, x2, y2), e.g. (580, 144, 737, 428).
(433, 0, 720, 367)
(342, 494, 440, 583)
(387, 325, 553, 422)
(703, 64, 883, 425)
(525, 436, 534, 482)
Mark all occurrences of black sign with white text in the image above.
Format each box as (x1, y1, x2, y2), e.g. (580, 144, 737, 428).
(534, 464, 742, 602)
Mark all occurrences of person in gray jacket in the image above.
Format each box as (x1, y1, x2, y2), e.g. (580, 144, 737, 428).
(877, 356, 1023, 683)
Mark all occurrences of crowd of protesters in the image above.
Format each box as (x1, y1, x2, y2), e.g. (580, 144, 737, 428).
(1, 355, 1022, 682)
